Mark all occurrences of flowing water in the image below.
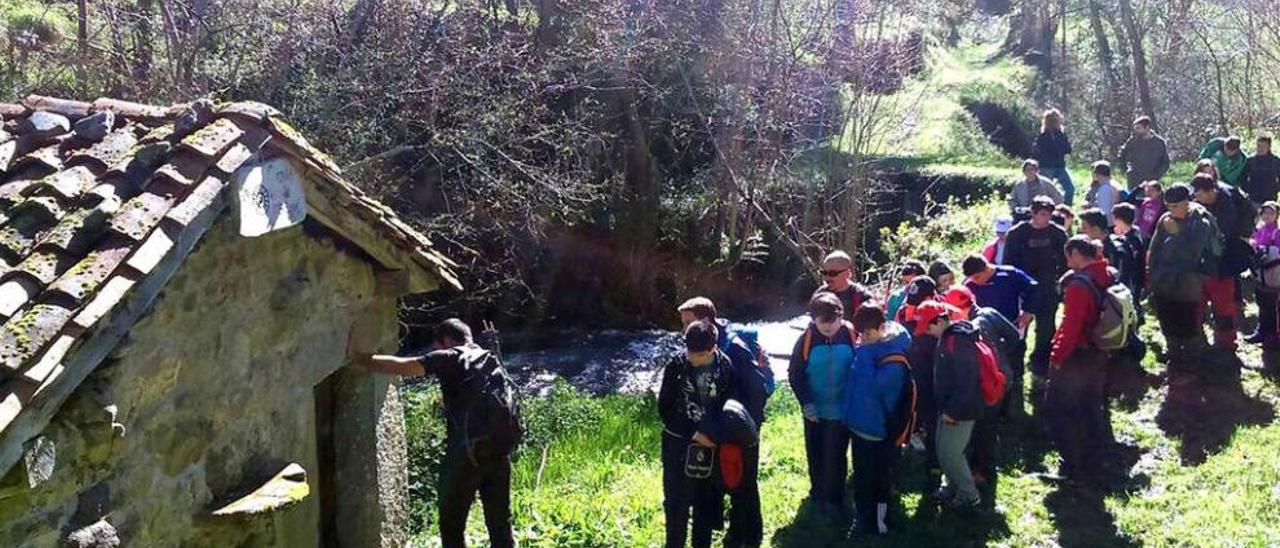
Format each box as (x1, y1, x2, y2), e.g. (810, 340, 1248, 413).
(501, 315, 812, 396)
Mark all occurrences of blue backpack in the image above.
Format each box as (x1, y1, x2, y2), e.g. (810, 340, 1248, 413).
(728, 325, 777, 398)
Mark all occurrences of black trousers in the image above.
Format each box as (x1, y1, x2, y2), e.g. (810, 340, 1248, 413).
(803, 418, 850, 507)
(969, 404, 1001, 480)
(851, 436, 896, 531)
(1153, 296, 1202, 341)
(438, 445, 514, 548)
(1257, 289, 1279, 347)
(725, 444, 762, 546)
(1046, 347, 1109, 480)
(1029, 284, 1060, 378)
(662, 434, 721, 548)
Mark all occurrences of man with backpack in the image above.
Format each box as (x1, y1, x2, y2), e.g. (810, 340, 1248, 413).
(1149, 183, 1220, 379)
(676, 297, 769, 547)
(1048, 236, 1128, 488)
(1004, 196, 1070, 386)
(1192, 172, 1257, 353)
(659, 320, 743, 548)
(920, 302, 987, 510)
(789, 293, 857, 520)
(843, 304, 913, 535)
(348, 319, 518, 548)
(962, 254, 1036, 401)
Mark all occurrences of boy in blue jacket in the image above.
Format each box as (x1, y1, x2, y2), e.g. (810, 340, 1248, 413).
(788, 292, 857, 520)
(844, 304, 911, 535)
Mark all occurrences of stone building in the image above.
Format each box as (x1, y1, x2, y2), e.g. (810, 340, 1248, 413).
(0, 95, 460, 546)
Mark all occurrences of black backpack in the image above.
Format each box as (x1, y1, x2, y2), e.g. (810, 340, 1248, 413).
(878, 352, 918, 448)
(456, 348, 524, 462)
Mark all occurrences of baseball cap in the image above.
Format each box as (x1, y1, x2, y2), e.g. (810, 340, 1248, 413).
(993, 215, 1013, 234)
(944, 286, 975, 313)
(905, 276, 938, 307)
(914, 301, 958, 335)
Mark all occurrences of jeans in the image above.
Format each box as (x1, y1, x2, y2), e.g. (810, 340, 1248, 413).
(725, 444, 762, 546)
(1029, 283, 1060, 378)
(1200, 275, 1240, 348)
(1041, 165, 1075, 205)
(1046, 347, 1108, 481)
(851, 436, 896, 531)
(936, 419, 978, 503)
(803, 418, 850, 508)
(662, 434, 721, 548)
(439, 444, 514, 548)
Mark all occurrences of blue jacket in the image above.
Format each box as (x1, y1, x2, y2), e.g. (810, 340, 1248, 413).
(788, 323, 856, 420)
(965, 265, 1036, 324)
(842, 322, 911, 440)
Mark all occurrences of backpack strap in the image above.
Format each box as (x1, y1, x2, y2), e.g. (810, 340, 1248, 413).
(801, 326, 814, 362)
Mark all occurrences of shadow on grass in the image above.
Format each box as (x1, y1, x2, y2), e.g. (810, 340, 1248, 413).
(1045, 485, 1139, 548)
(1157, 353, 1276, 465)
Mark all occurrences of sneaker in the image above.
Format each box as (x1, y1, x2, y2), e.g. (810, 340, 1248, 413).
(930, 486, 956, 503)
(1244, 331, 1265, 344)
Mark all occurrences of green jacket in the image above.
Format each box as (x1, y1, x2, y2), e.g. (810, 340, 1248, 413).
(1200, 138, 1248, 186)
(1147, 203, 1221, 298)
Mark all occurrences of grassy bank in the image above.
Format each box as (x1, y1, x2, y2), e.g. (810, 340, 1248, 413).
(404, 330, 1280, 546)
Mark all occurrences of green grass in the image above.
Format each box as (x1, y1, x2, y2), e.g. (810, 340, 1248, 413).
(404, 332, 1280, 546)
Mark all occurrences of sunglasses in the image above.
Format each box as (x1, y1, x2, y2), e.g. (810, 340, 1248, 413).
(820, 268, 849, 277)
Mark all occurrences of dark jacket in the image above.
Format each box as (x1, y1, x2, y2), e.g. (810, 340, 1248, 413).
(970, 307, 1019, 399)
(813, 283, 875, 321)
(1119, 132, 1171, 187)
(1004, 221, 1070, 284)
(715, 318, 768, 426)
(1102, 233, 1142, 292)
(934, 321, 985, 422)
(1199, 182, 1257, 276)
(1243, 153, 1280, 203)
(1148, 204, 1218, 298)
(659, 350, 740, 443)
(1032, 129, 1072, 168)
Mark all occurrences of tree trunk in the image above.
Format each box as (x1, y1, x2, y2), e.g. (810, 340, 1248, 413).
(133, 0, 154, 84)
(1087, 0, 1122, 153)
(1118, 0, 1156, 126)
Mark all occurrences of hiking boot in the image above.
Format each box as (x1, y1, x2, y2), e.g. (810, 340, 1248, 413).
(929, 485, 956, 504)
(1244, 331, 1265, 345)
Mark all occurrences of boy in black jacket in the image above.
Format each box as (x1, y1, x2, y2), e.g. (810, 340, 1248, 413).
(659, 320, 741, 548)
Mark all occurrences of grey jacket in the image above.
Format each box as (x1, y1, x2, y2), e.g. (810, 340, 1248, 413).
(1009, 175, 1065, 212)
(1120, 133, 1171, 188)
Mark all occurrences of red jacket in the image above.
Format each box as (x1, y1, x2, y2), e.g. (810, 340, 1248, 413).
(1050, 259, 1113, 365)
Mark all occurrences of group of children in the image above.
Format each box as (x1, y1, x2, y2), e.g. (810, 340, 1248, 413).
(657, 122, 1280, 546)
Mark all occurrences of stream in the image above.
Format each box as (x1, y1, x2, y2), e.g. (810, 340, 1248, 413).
(500, 315, 812, 396)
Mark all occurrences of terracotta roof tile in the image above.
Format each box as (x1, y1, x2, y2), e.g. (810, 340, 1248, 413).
(0, 96, 460, 468)
(107, 192, 175, 242)
(0, 303, 74, 373)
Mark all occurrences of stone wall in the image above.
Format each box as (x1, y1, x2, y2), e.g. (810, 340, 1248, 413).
(0, 217, 410, 547)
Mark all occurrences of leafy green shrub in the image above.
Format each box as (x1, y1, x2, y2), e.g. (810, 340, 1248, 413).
(879, 197, 1004, 268)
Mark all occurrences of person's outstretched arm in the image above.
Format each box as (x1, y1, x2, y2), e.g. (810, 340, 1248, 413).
(347, 326, 428, 377)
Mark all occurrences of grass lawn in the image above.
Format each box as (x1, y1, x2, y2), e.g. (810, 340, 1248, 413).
(406, 310, 1280, 547)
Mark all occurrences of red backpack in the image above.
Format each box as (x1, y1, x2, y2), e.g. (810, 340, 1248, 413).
(946, 335, 1006, 406)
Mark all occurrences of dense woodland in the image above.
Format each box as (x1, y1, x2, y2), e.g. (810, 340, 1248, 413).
(4, 0, 1279, 331)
